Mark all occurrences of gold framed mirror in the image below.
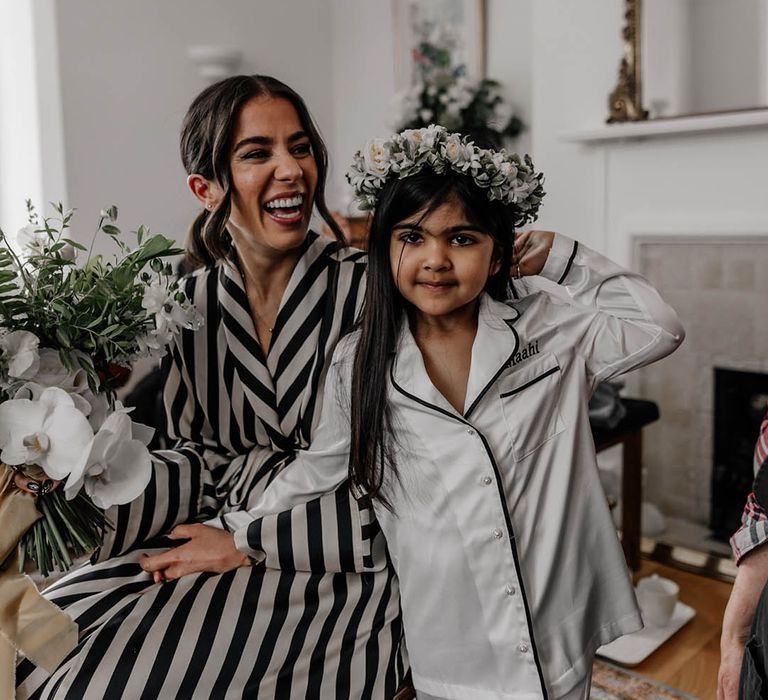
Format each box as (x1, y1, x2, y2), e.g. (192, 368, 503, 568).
(608, 0, 768, 123)
(608, 0, 648, 122)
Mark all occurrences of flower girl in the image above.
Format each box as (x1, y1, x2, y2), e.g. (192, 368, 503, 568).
(205, 126, 685, 699)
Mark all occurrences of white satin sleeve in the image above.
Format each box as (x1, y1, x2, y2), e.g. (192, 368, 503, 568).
(517, 233, 685, 387)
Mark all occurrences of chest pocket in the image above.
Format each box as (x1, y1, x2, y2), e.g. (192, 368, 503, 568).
(498, 352, 566, 460)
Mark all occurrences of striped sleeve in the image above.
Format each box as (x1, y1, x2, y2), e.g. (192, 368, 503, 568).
(235, 487, 386, 573)
(93, 443, 229, 562)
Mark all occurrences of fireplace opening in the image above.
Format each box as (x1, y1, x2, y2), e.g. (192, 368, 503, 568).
(710, 368, 768, 541)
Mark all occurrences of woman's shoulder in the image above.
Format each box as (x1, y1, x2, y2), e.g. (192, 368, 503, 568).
(308, 231, 366, 266)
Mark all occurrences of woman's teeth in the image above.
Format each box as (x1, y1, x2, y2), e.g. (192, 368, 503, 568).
(264, 195, 304, 221)
(265, 195, 304, 210)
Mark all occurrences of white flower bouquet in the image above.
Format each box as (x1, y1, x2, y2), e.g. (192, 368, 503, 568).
(0, 203, 201, 576)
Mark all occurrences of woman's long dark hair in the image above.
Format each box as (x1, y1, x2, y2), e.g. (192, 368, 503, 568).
(179, 74, 345, 268)
(349, 169, 518, 508)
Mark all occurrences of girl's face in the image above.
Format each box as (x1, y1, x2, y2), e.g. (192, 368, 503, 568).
(389, 197, 500, 324)
(226, 96, 318, 256)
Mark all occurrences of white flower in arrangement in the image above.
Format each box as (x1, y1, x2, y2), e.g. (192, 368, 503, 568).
(392, 27, 523, 149)
(16, 224, 47, 255)
(489, 100, 515, 132)
(141, 280, 170, 315)
(346, 126, 545, 227)
(418, 108, 433, 123)
(0, 387, 94, 480)
(64, 408, 153, 509)
(32, 348, 90, 394)
(140, 279, 203, 356)
(0, 330, 40, 381)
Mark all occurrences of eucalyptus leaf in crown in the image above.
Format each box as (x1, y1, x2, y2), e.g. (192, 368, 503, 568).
(0, 202, 202, 576)
(346, 125, 545, 227)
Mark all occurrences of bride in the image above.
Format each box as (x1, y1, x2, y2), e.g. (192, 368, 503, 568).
(16, 74, 411, 699)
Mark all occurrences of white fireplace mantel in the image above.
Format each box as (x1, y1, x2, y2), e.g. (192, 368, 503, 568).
(561, 110, 768, 144)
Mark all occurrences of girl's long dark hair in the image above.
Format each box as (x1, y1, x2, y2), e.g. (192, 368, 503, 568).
(179, 74, 345, 268)
(349, 170, 518, 508)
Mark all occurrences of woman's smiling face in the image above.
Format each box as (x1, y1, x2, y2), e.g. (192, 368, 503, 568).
(226, 96, 318, 255)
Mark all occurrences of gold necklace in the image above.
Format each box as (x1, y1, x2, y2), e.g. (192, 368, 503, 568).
(246, 290, 279, 334)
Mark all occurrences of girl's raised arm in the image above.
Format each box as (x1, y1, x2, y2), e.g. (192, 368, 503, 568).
(515, 231, 685, 387)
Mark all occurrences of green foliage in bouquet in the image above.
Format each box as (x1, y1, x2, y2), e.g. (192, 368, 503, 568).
(0, 202, 184, 395)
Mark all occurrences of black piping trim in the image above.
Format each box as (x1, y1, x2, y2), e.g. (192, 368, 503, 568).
(464, 316, 520, 420)
(499, 365, 560, 399)
(557, 240, 579, 285)
(388, 365, 550, 698)
(474, 429, 549, 697)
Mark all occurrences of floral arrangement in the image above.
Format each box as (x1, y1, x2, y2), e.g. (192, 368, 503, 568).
(0, 203, 201, 576)
(393, 24, 523, 149)
(347, 125, 545, 227)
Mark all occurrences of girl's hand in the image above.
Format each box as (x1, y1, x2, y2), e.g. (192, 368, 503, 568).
(513, 230, 556, 278)
(139, 524, 252, 583)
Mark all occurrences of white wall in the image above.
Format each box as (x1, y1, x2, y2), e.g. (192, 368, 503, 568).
(52, 0, 335, 250)
(529, 1, 624, 249)
(4, 1, 535, 241)
(328, 0, 397, 214)
(531, 0, 768, 260)
(0, 0, 66, 237)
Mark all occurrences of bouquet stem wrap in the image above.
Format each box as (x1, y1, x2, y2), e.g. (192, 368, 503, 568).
(0, 465, 78, 697)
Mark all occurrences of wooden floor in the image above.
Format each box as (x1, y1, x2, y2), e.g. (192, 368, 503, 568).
(621, 559, 733, 700)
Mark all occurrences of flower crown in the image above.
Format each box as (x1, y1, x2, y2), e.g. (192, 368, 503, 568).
(346, 125, 545, 227)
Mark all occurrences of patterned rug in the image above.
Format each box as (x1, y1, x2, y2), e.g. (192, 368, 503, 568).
(591, 659, 699, 699)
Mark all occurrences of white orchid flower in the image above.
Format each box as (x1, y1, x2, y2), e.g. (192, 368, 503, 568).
(141, 281, 168, 315)
(16, 224, 48, 255)
(0, 330, 40, 380)
(64, 410, 153, 508)
(31, 348, 90, 394)
(0, 386, 94, 479)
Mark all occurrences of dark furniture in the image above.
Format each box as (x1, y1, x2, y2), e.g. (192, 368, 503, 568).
(592, 398, 659, 571)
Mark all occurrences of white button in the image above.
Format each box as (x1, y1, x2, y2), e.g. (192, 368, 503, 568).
(482, 476, 493, 485)
(518, 642, 529, 654)
(466, 428, 476, 436)
(505, 584, 516, 596)
(492, 528, 503, 539)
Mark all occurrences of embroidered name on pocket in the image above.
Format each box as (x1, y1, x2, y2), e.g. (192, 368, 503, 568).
(498, 353, 566, 460)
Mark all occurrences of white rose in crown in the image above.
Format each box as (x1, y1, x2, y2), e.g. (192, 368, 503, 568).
(362, 138, 391, 179)
(441, 135, 474, 172)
